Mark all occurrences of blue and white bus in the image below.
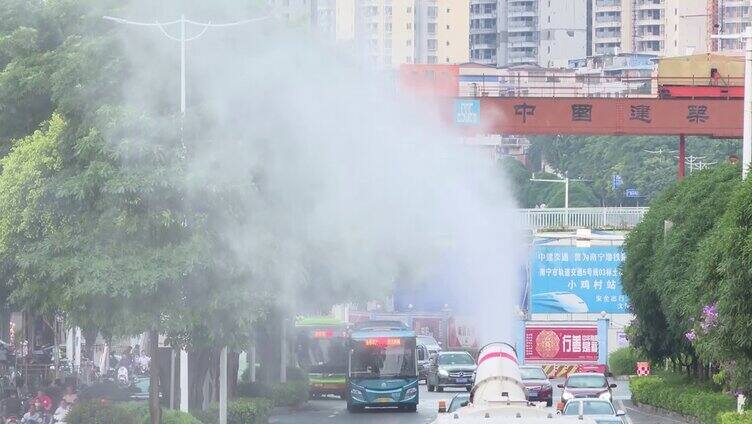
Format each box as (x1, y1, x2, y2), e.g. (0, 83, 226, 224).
(346, 321, 419, 412)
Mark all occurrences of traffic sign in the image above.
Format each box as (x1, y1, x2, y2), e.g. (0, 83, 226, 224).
(612, 174, 623, 189)
(454, 99, 480, 125)
(625, 189, 640, 198)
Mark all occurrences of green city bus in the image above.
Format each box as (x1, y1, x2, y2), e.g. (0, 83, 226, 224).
(294, 317, 349, 398)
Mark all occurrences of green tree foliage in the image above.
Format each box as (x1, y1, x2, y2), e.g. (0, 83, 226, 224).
(622, 164, 741, 371)
(532, 135, 740, 205)
(498, 157, 599, 208)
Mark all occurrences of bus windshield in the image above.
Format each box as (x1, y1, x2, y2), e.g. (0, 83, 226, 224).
(350, 338, 417, 379)
(295, 328, 348, 374)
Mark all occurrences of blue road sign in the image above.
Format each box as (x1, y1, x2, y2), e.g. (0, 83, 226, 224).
(625, 189, 640, 198)
(454, 99, 480, 125)
(612, 175, 623, 189)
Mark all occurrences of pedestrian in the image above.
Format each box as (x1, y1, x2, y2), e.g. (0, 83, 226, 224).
(61, 386, 77, 405)
(53, 400, 70, 423)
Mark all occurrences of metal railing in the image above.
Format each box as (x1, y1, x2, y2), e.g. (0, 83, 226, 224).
(457, 74, 745, 99)
(518, 207, 649, 230)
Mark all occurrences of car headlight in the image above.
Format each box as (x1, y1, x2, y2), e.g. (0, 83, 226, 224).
(599, 391, 612, 401)
(438, 369, 449, 377)
(350, 388, 365, 402)
(562, 391, 574, 401)
(404, 387, 418, 399)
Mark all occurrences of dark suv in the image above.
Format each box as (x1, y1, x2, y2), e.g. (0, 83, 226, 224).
(426, 351, 476, 392)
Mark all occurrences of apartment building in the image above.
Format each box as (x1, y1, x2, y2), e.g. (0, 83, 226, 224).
(592, 0, 632, 55)
(415, 0, 471, 64)
(471, 0, 589, 68)
(469, 0, 499, 65)
(717, 0, 751, 51)
(268, 0, 356, 42)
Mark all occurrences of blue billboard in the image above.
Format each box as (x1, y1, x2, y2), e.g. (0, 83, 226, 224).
(454, 99, 480, 125)
(530, 246, 629, 314)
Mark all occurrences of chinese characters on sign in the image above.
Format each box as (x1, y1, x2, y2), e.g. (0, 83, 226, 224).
(525, 326, 599, 362)
(530, 246, 629, 314)
(514, 103, 536, 123)
(454, 99, 480, 125)
(687, 105, 709, 123)
(571, 104, 592, 122)
(629, 105, 652, 123)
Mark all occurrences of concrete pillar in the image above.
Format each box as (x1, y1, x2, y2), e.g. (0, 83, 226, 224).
(597, 317, 609, 366)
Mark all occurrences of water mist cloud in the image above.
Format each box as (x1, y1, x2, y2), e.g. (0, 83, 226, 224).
(113, 1, 526, 344)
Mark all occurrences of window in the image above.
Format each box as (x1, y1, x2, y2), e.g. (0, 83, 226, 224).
(447, 8, 450, 12)
(428, 55, 437, 64)
(427, 39, 438, 51)
(446, 41, 450, 46)
(385, 22, 392, 32)
(547, 16, 551, 23)
(407, 22, 412, 29)
(547, 46, 550, 53)
(407, 6, 412, 13)
(446, 57, 450, 63)
(427, 23, 437, 34)
(406, 56, 412, 63)
(384, 6, 392, 16)
(385, 39, 392, 48)
(428, 6, 437, 18)
(406, 39, 412, 46)
(446, 24, 450, 29)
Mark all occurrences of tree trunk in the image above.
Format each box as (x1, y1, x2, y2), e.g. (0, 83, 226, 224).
(82, 327, 98, 361)
(228, 351, 240, 399)
(189, 348, 212, 409)
(148, 329, 161, 424)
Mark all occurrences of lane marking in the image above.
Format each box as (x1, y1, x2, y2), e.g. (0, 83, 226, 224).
(617, 400, 634, 424)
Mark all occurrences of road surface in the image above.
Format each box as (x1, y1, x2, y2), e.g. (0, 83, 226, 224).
(269, 378, 673, 424)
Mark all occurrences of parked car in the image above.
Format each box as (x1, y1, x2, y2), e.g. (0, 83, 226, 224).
(558, 373, 617, 405)
(417, 335, 442, 382)
(560, 399, 625, 424)
(427, 351, 476, 392)
(519, 365, 554, 407)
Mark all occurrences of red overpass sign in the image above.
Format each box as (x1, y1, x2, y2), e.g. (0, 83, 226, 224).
(451, 97, 743, 138)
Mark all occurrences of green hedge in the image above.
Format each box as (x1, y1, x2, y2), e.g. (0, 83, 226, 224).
(194, 398, 273, 424)
(719, 412, 752, 424)
(631, 375, 736, 424)
(609, 347, 641, 376)
(67, 401, 200, 424)
(237, 381, 309, 407)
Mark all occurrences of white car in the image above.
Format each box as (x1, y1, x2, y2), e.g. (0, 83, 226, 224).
(560, 399, 626, 424)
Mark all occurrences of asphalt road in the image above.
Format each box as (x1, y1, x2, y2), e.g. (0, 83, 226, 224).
(268, 378, 672, 424)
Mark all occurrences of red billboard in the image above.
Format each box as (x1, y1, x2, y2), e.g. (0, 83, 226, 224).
(525, 326, 598, 362)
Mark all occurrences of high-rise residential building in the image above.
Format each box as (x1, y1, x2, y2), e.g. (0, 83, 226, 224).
(471, 0, 589, 68)
(592, 0, 632, 55)
(716, 0, 751, 51)
(664, 0, 707, 56)
(356, 0, 469, 68)
(469, 0, 499, 65)
(591, 0, 708, 57)
(268, 0, 356, 42)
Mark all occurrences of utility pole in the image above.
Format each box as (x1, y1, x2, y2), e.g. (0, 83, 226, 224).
(103, 13, 268, 420)
(713, 27, 752, 179)
(530, 172, 590, 226)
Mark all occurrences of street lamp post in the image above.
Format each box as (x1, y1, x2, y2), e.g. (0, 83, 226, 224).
(713, 27, 752, 179)
(103, 13, 268, 424)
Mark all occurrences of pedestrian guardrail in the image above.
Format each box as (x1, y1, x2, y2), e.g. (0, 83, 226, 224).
(519, 207, 649, 231)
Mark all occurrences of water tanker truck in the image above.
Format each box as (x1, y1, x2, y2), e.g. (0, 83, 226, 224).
(432, 342, 599, 424)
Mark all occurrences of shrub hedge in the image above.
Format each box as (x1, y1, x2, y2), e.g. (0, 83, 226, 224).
(608, 347, 641, 376)
(67, 400, 201, 424)
(631, 374, 736, 424)
(194, 398, 273, 424)
(719, 412, 752, 424)
(237, 381, 309, 407)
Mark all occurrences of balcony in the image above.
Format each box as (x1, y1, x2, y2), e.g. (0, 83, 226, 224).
(508, 36, 537, 47)
(508, 6, 537, 17)
(508, 20, 537, 31)
(634, 2, 663, 11)
(473, 11, 497, 19)
(472, 42, 496, 49)
(471, 26, 497, 34)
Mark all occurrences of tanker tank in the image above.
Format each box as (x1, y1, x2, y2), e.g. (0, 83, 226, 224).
(431, 342, 599, 424)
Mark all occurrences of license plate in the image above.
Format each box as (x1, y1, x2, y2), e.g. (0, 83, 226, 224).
(376, 397, 392, 403)
(456, 378, 468, 383)
(529, 391, 538, 397)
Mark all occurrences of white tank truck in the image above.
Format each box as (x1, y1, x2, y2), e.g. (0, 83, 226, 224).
(432, 342, 598, 424)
